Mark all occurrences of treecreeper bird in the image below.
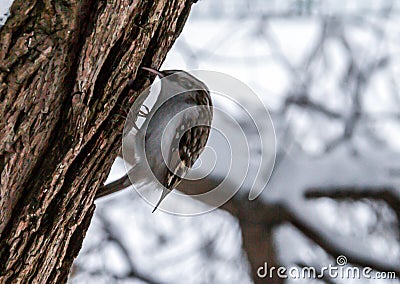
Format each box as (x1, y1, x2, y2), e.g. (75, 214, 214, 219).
(95, 68, 213, 213)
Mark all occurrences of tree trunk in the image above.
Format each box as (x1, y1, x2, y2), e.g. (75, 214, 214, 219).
(223, 199, 285, 284)
(0, 0, 193, 282)
(181, 178, 285, 283)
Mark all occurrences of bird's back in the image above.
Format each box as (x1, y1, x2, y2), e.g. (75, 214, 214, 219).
(142, 91, 212, 188)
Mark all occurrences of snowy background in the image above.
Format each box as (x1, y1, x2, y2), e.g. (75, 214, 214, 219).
(1, 0, 399, 283)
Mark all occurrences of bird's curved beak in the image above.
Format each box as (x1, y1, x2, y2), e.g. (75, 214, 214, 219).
(141, 67, 164, 78)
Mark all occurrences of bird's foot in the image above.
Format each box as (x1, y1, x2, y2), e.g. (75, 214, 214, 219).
(138, 104, 150, 118)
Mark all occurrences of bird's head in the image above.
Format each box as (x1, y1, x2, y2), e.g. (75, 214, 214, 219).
(141, 67, 211, 106)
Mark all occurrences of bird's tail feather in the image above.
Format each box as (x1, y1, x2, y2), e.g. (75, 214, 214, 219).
(152, 188, 170, 213)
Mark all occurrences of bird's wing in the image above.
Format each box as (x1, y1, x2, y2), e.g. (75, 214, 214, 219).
(165, 107, 211, 189)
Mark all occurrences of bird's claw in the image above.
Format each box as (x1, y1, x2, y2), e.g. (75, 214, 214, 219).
(138, 105, 150, 117)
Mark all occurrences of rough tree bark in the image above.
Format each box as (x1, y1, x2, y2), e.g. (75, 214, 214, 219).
(0, 0, 193, 282)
